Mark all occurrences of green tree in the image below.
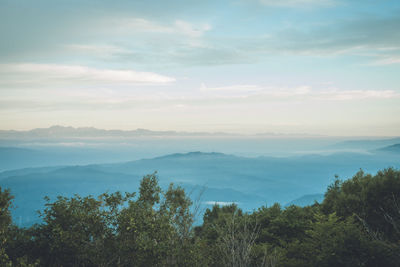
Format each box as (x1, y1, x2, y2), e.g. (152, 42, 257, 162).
(117, 173, 198, 266)
(0, 187, 13, 266)
(322, 168, 400, 245)
(33, 192, 131, 266)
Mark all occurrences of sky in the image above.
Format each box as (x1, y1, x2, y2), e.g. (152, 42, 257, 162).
(0, 0, 400, 136)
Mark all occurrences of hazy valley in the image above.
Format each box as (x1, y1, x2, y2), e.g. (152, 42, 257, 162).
(1, 126, 400, 227)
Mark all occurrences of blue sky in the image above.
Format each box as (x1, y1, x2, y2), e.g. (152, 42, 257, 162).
(0, 0, 399, 135)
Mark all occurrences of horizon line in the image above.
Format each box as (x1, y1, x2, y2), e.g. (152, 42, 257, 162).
(0, 125, 399, 139)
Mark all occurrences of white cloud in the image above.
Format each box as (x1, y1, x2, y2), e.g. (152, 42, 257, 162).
(199, 84, 313, 98)
(259, 0, 336, 7)
(115, 18, 173, 33)
(174, 20, 211, 38)
(369, 56, 400, 66)
(199, 83, 399, 101)
(262, 86, 312, 97)
(316, 89, 399, 100)
(200, 83, 263, 92)
(65, 44, 132, 57)
(258, 87, 398, 100)
(0, 63, 176, 86)
(109, 18, 211, 38)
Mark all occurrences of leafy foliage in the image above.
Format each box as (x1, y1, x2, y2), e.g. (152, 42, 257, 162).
(1, 168, 400, 266)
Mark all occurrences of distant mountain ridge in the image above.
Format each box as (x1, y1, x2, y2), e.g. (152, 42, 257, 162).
(377, 144, 400, 153)
(0, 125, 235, 139)
(0, 125, 334, 140)
(152, 151, 232, 160)
(331, 138, 400, 150)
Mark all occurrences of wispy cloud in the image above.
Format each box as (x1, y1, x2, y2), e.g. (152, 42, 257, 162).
(65, 44, 133, 58)
(369, 56, 400, 66)
(107, 18, 211, 38)
(314, 89, 399, 100)
(60, 18, 214, 65)
(1, 0, 399, 69)
(174, 20, 212, 38)
(270, 15, 400, 59)
(259, 0, 337, 8)
(263, 88, 398, 101)
(200, 83, 263, 92)
(199, 84, 399, 101)
(90, 14, 400, 67)
(0, 63, 176, 87)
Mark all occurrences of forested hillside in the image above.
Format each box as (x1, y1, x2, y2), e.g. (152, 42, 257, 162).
(1, 168, 400, 266)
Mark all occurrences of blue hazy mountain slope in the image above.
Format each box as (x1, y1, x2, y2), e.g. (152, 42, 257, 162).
(330, 138, 400, 150)
(0, 147, 56, 171)
(95, 151, 400, 199)
(2, 127, 400, 173)
(2, 150, 400, 226)
(0, 146, 157, 171)
(1, 166, 143, 226)
(1, 164, 265, 226)
(377, 144, 400, 153)
(284, 194, 324, 207)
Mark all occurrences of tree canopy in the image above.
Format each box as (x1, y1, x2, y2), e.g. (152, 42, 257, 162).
(1, 168, 400, 266)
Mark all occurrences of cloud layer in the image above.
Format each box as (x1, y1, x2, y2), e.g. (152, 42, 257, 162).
(0, 64, 175, 87)
(0, 0, 399, 135)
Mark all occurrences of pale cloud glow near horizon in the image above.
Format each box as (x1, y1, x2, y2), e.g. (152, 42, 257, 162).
(1, 0, 400, 136)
